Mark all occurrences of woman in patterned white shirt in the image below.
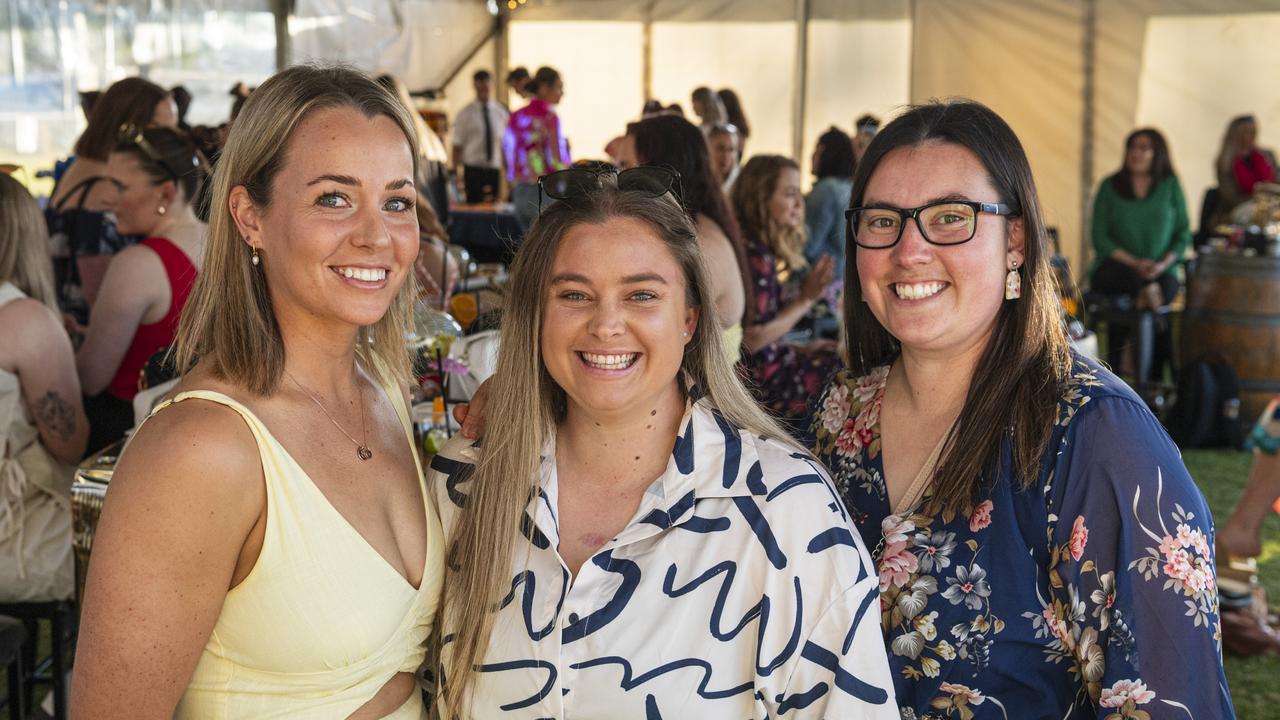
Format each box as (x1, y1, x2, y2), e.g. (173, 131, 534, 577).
(426, 172, 896, 719)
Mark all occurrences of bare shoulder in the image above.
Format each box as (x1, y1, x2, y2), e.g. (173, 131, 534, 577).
(112, 386, 264, 520)
(0, 298, 65, 366)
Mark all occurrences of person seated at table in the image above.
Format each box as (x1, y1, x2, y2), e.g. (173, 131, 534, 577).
(1213, 114, 1279, 227)
(0, 174, 88, 604)
(804, 126, 855, 279)
(426, 173, 896, 718)
(46, 77, 177, 317)
(72, 64, 442, 719)
(735, 155, 842, 436)
(1088, 128, 1190, 378)
(75, 126, 207, 455)
(618, 114, 749, 362)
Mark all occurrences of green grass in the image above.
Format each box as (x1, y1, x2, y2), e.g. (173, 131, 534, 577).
(1184, 447, 1280, 719)
(2, 449, 1273, 719)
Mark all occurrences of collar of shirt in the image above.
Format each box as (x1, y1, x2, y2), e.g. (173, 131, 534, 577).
(528, 387, 800, 554)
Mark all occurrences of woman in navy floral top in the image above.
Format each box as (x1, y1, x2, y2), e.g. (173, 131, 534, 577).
(811, 100, 1234, 719)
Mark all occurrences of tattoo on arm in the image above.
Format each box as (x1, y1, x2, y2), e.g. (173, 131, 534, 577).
(34, 391, 77, 441)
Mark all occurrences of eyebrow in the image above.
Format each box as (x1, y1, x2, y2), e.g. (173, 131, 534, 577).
(306, 174, 416, 191)
(861, 193, 973, 209)
(549, 272, 670, 285)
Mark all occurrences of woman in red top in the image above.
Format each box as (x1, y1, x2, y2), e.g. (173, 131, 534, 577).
(1213, 114, 1278, 226)
(77, 127, 206, 454)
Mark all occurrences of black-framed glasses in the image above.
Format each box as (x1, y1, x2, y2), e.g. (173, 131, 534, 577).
(538, 165, 683, 213)
(845, 200, 1019, 249)
(117, 123, 195, 182)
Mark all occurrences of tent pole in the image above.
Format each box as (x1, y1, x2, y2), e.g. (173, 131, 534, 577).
(272, 0, 291, 71)
(496, 12, 510, 107)
(642, 2, 654, 102)
(1080, 0, 1097, 275)
(793, 0, 810, 163)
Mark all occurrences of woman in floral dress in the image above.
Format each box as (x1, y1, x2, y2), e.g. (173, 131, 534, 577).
(734, 155, 842, 437)
(811, 101, 1234, 719)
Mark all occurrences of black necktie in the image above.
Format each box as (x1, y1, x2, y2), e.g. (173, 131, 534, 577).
(482, 102, 493, 164)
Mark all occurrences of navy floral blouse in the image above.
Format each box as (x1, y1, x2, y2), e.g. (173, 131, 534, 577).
(742, 237, 842, 432)
(810, 355, 1235, 719)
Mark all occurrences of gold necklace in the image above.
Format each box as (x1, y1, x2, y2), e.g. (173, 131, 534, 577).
(285, 369, 373, 461)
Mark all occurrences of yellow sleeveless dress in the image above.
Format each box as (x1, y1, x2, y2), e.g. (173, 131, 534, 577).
(139, 382, 442, 719)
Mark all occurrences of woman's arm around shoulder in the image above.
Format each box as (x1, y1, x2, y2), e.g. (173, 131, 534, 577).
(1045, 393, 1234, 718)
(71, 397, 267, 720)
(2, 298, 88, 463)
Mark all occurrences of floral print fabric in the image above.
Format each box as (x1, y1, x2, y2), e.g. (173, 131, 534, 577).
(742, 237, 842, 433)
(810, 356, 1235, 719)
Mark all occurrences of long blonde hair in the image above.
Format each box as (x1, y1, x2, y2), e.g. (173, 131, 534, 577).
(175, 64, 420, 394)
(732, 154, 808, 270)
(0, 174, 57, 309)
(437, 185, 789, 715)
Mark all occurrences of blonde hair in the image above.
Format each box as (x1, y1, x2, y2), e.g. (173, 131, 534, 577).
(732, 154, 808, 270)
(0, 174, 57, 309)
(175, 64, 420, 395)
(436, 186, 790, 715)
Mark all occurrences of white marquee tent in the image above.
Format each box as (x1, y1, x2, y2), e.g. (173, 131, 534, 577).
(5, 0, 1280, 273)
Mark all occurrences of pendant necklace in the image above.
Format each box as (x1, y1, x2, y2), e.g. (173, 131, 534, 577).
(285, 369, 373, 461)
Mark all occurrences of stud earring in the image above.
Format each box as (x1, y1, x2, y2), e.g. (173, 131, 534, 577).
(1005, 262, 1021, 300)
(251, 247, 260, 266)
(157, 205, 167, 215)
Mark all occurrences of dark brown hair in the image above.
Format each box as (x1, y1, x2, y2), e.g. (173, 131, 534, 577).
(74, 77, 170, 161)
(627, 114, 753, 320)
(1112, 127, 1174, 199)
(112, 127, 205, 203)
(843, 99, 1071, 517)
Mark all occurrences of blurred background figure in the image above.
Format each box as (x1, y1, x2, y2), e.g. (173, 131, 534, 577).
(170, 84, 193, 132)
(735, 155, 841, 435)
(1212, 114, 1279, 228)
(505, 66, 532, 105)
(0, 173, 88, 604)
(1089, 127, 1190, 378)
(691, 86, 727, 135)
(706, 123, 741, 193)
(377, 74, 453, 226)
(718, 88, 749, 155)
(852, 113, 880, 165)
(805, 126, 855, 279)
(505, 66, 571, 230)
(452, 70, 509, 204)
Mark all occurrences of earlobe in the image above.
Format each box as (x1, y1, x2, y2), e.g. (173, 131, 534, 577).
(685, 306, 700, 343)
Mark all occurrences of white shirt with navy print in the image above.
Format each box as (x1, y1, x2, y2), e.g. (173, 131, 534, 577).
(426, 392, 898, 719)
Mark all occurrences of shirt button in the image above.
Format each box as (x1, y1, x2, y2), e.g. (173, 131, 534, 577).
(568, 612, 580, 624)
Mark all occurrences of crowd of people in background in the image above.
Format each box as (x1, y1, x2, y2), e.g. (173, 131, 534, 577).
(5, 54, 1280, 719)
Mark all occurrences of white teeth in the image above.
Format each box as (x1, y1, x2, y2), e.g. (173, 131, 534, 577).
(893, 281, 945, 300)
(335, 267, 387, 282)
(581, 352, 638, 369)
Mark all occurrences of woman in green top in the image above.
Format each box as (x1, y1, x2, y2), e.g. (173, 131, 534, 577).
(1090, 127, 1191, 376)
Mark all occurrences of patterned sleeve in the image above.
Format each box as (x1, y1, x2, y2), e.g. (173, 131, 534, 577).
(1041, 396, 1234, 719)
(769, 573, 898, 719)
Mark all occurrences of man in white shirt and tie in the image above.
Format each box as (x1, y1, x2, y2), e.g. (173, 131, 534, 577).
(452, 70, 509, 204)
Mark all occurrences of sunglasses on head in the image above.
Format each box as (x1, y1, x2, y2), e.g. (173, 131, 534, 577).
(537, 165, 683, 213)
(117, 123, 196, 182)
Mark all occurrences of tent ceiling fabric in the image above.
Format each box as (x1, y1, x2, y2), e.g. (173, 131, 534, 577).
(511, 0, 909, 22)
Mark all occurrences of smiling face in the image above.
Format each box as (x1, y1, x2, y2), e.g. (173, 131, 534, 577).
(236, 105, 418, 332)
(856, 140, 1023, 360)
(103, 151, 170, 237)
(767, 166, 804, 229)
(540, 216, 698, 422)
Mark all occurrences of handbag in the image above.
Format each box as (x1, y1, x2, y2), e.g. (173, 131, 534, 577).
(44, 175, 132, 323)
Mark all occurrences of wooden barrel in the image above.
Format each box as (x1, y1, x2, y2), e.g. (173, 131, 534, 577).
(1182, 253, 1280, 423)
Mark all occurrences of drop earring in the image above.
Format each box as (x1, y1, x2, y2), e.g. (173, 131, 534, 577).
(251, 247, 260, 266)
(1004, 262, 1021, 300)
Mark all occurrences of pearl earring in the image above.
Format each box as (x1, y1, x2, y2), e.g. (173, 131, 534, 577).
(157, 205, 167, 215)
(251, 247, 260, 266)
(1005, 262, 1021, 300)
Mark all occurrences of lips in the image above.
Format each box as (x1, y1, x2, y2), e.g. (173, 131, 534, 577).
(893, 281, 946, 300)
(578, 351, 638, 370)
(331, 266, 388, 282)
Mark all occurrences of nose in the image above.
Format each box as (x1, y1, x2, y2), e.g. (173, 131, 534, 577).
(352, 201, 393, 250)
(890, 215, 934, 267)
(586, 298, 626, 340)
